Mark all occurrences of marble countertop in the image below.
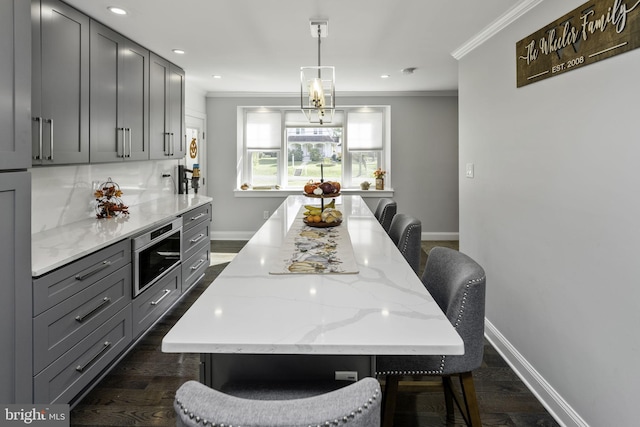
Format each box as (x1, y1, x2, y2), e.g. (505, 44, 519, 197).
(162, 195, 464, 356)
(32, 194, 213, 277)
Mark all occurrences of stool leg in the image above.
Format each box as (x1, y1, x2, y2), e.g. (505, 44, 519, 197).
(459, 372, 481, 427)
(381, 376, 399, 427)
(442, 376, 455, 422)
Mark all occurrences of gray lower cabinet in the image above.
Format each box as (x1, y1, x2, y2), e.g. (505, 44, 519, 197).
(132, 266, 181, 338)
(31, 0, 90, 165)
(0, 0, 31, 170)
(32, 239, 132, 404)
(89, 20, 149, 163)
(0, 172, 32, 404)
(181, 204, 211, 293)
(149, 52, 186, 160)
(34, 306, 132, 404)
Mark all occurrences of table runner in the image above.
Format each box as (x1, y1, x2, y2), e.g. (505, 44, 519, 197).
(269, 207, 359, 274)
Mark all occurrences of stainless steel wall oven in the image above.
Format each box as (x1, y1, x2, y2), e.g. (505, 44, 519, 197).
(132, 217, 182, 297)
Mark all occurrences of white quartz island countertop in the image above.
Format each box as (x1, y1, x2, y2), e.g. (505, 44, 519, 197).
(32, 194, 212, 277)
(162, 195, 464, 356)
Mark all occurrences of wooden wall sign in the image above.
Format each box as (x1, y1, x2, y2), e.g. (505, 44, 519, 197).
(516, 0, 640, 87)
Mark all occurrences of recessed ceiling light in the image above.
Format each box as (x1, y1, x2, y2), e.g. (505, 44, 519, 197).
(107, 6, 127, 15)
(172, 49, 185, 54)
(401, 67, 417, 75)
(380, 74, 390, 79)
(212, 75, 222, 79)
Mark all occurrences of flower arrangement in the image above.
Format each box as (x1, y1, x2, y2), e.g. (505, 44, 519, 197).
(373, 168, 386, 179)
(94, 177, 129, 219)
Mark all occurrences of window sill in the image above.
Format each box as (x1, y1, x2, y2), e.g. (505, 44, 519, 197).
(234, 188, 395, 198)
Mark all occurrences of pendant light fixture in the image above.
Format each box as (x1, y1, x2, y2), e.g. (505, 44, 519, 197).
(300, 20, 335, 125)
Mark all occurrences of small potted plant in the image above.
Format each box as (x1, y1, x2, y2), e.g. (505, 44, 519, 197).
(373, 168, 386, 190)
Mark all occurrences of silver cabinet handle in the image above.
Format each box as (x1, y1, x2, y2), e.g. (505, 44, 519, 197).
(76, 341, 111, 372)
(170, 132, 175, 156)
(117, 127, 125, 157)
(127, 127, 132, 158)
(75, 297, 111, 322)
(46, 118, 53, 160)
(150, 289, 171, 306)
(190, 258, 206, 271)
(164, 132, 171, 156)
(33, 117, 43, 160)
(75, 261, 112, 281)
(190, 212, 206, 221)
(190, 233, 206, 244)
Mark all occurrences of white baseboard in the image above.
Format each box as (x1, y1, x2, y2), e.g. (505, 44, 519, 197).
(484, 319, 588, 427)
(422, 232, 459, 241)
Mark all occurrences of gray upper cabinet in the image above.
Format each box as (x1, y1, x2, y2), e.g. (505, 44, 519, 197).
(90, 21, 149, 163)
(32, 0, 89, 165)
(149, 53, 186, 159)
(0, 0, 31, 170)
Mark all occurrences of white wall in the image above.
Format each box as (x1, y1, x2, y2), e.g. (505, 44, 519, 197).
(204, 94, 459, 239)
(458, 1, 639, 426)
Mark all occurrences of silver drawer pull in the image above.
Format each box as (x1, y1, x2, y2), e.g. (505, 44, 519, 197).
(75, 341, 111, 373)
(190, 212, 206, 221)
(75, 261, 112, 281)
(190, 233, 206, 244)
(190, 258, 207, 271)
(150, 289, 171, 306)
(75, 297, 111, 322)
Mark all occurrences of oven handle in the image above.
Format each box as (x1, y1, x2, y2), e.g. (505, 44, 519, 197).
(150, 289, 172, 306)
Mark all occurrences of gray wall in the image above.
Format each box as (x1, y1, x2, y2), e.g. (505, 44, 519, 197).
(204, 94, 459, 239)
(458, 1, 638, 425)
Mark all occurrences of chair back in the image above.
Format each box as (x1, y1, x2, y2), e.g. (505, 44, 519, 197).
(422, 247, 486, 373)
(174, 377, 381, 427)
(374, 198, 397, 232)
(388, 213, 422, 274)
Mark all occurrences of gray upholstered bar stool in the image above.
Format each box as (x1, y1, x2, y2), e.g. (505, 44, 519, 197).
(373, 198, 397, 233)
(387, 213, 422, 274)
(376, 247, 486, 427)
(174, 377, 381, 427)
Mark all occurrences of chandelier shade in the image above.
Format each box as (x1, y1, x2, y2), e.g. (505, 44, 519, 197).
(300, 20, 335, 125)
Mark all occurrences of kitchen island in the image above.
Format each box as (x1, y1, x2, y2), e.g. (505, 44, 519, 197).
(162, 195, 462, 388)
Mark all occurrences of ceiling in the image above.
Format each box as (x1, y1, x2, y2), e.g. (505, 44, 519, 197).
(63, 0, 517, 95)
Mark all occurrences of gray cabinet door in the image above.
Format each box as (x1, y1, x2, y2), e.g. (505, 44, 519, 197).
(32, 0, 89, 165)
(0, 172, 32, 403)
(150, 53, 185, 159)
(0, 0, 31, 170)
(90, 21, 149, 163)
(169, 65, 186, 158)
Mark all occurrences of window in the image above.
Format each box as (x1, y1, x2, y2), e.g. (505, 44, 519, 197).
(239, 106, 389, 190)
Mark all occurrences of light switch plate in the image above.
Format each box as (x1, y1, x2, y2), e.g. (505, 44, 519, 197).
(466, 163, 474, 178)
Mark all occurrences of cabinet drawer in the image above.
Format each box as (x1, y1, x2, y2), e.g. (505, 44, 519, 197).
(182, 221, 210, 260)
(34, 306, 132, 404)
(182, 243, 210, 293)
(132, 266, 181, 337)
(33, 239, 131, 315)
(33, 265, 131, 374)
(182, 203, 211, 231)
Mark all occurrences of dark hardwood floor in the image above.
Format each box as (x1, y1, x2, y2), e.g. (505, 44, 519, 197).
(70, 241, 559, 426)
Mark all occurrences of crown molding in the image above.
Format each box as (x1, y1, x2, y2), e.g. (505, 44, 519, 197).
(451, 0, 544, 60)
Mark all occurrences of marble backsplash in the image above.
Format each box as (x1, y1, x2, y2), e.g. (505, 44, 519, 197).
(31, 159, 180, 233)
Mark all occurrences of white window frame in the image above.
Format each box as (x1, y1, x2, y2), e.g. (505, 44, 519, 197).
(237, 105, 391, 192)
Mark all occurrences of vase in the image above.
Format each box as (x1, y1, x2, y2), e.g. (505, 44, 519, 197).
(375, 178, 384, 190)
